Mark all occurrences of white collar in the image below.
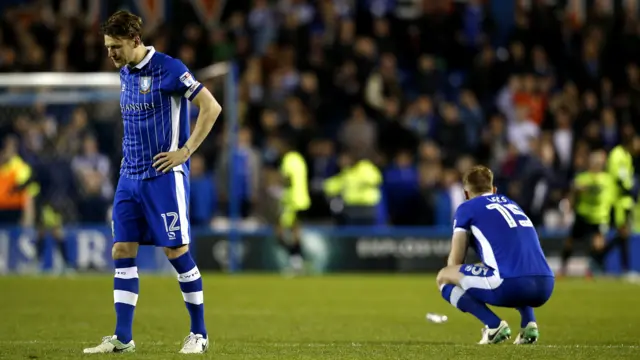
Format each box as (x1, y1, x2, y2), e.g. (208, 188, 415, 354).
(133, 46, 155, 69)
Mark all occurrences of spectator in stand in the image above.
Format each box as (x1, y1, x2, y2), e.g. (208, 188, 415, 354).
(189, 154, 217, 227)
(383, 150, 420, 226)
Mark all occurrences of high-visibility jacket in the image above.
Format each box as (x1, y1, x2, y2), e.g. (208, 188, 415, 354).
(0, 156, 35, 210)
(324, 160, 382, 207)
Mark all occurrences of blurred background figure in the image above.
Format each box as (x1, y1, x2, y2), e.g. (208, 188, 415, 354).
(0, 136, 31, 225)
(560, 149, 613, 278)
(324, 151, 382, 226)
(273, 135, 310, 275)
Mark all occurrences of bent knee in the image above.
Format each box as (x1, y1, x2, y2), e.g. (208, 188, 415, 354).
(436, 269, 451, 287)
(436, 266, 463, 287)
(112, 242, 138, 259)
(164, 245, 189, 260)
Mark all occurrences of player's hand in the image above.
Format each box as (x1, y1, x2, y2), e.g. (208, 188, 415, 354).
(153, 148, 190, 173)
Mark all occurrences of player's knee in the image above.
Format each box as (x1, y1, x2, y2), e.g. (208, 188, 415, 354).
(436, 269, 449, 287)
(164, 245, 189, 260)
(112, 242, 138, 259)
(436, 266, 463, 287)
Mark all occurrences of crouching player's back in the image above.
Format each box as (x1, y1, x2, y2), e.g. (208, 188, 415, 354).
(435, 165, 554, 345)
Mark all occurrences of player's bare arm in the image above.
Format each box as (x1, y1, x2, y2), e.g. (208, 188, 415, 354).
(447, 230, 469, 267)
(153, 88, 221, 173)
(436, 231, 469, 288)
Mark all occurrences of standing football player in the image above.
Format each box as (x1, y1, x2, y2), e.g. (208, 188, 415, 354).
(596, 134, 638, 278)
(436, 166, 554, 345)
(273, 136, 310, 275)
(560, 149, 615, 277)
(83, 11, 221, 354)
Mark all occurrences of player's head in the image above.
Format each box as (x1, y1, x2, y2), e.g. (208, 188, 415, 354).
(588, 149, 607, 172)
(462, 165, 496, 200)
(101, 11, 144, 68)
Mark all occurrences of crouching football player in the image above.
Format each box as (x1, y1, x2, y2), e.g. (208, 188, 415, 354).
(436, 166, 555, 344)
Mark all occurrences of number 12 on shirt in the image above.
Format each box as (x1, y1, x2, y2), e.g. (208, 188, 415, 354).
(486, 203, 533, 228)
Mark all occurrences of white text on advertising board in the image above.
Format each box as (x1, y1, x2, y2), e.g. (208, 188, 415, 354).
(356, 238, 450, 258)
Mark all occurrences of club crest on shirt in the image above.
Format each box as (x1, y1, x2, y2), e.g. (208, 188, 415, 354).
(139, 76, 152, 94)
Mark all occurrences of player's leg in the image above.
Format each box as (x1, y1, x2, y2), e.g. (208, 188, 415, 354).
(452, 274, 554, 345)
(436, 264, 511, 344)
(513, 307, 539, 344)
(617, 220, 631, 275)
(112, 242, 140, 344)
(560, 216, 584, 276)
(35, 227, 46, 271)
(141, 172, 208, 354)
(84, 178, 142, 354)
(288, 215, 305, 274)
(589, 227, 607, 274)
(35, 228, 70, 273)
(33, 200, 47, 271)
(618, 208, 632, 272)
(84, 245, 141, 354)
(51, 225, 71, 272)
(36, 203, 71, 273)
(599, 208, 632, 275)
(278, 208, 304, 274)
(164, 245, 208, 353)
(559, 236, 573, 277)
(509, 276, 554, 344)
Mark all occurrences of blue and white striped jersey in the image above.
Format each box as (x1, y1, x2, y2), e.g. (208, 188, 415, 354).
(119, 46, 203, 179)
(453, 194, 554, 278)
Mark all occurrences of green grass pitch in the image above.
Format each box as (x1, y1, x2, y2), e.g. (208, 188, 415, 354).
(0, 274, 639, 359)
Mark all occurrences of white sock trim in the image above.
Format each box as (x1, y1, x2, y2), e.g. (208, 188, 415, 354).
(177, 267, 201, 283)
(115, 267, 139, 279)
(114, 290, 139, 306)
(182, 291, 204, 305)
(450, 286, 465, 308)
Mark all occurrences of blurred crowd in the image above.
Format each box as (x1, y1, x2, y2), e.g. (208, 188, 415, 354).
(1, 0, 640, 229)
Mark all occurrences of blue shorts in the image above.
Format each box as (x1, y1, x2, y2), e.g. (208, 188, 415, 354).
(112, 172, 190, 247)
(458, 264, 554, 308)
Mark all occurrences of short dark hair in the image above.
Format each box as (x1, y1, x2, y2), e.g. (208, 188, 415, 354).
(101, 11, 143, 40)
(463, 165, 494, 194)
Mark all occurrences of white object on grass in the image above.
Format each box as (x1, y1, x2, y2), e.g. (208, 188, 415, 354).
(426, 313, 448, 324)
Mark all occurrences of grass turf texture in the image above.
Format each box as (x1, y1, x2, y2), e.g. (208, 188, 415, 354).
(0, 274, 638, 359)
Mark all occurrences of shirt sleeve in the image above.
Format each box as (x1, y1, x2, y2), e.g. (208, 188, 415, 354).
(453, 203, 472, 233)
(163, 58, 204, 101)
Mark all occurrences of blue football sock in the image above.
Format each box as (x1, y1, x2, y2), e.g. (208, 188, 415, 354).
(440, 284, 501, 328)
(113, 258, 138, 343)
(170, 252, 207, 338)
(517, 307, 536, 328)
